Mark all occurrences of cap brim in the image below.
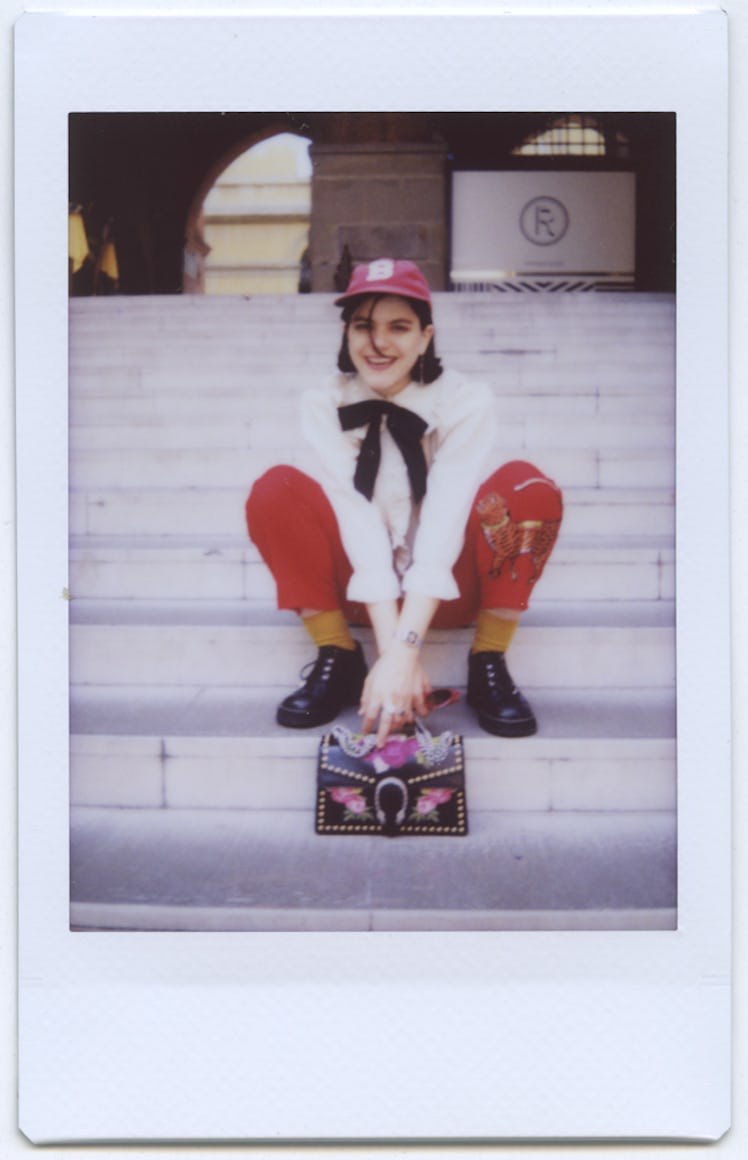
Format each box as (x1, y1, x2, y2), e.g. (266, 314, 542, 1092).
(333, 284, 431, 307)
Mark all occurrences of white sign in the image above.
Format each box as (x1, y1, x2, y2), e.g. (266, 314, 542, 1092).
(452, 170, 636, 284)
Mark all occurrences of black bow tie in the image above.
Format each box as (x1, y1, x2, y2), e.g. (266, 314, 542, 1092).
(338, 399, 428, 504)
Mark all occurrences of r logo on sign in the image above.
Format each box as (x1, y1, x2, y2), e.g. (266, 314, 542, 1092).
(520, 197, 570, 246)
(367, 259, 395, 281)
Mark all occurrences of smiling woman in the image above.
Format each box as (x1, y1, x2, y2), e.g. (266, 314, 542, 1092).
(245, 258, 563, 745)
(337, 260, 443, 392)
(344, 297, 434, 398)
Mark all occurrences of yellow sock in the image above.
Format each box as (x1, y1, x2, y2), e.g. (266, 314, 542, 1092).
(470, 611, 518, 655)
(302, 610, 356, 651)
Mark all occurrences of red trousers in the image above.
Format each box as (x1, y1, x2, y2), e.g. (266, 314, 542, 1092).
(246, 462, 563, 627)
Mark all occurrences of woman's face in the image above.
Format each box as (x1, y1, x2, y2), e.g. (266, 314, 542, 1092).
(345, 295, 434, 398)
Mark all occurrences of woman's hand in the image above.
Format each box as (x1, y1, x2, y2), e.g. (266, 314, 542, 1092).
(359, 642, 432, 746)
(362, 593, 441, 745)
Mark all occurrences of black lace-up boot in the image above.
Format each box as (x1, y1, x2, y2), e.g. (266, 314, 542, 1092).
(467, 651, 537, 737)
(276, 642, 368, 729)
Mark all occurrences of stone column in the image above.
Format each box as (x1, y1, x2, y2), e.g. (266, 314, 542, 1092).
(308, 142, 449, 292)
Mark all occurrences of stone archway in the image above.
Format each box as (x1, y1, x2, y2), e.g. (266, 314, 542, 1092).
(183, 128, 312, 294)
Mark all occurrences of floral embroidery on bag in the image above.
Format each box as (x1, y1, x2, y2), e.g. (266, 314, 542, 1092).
(366, 735, 420, 773)
(328, 785, 374, 822)
(409, 786, 455, 824)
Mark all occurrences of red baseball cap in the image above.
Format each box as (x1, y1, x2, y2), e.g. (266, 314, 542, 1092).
(334, 258, 432, 307)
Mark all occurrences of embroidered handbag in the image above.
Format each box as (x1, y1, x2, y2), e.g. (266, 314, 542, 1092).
(315, 708, 467, 838)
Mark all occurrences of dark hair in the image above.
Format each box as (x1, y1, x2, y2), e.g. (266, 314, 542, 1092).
(337, 293, 443, 383)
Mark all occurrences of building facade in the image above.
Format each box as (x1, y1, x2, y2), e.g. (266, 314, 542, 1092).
(68, 112, 675, 295)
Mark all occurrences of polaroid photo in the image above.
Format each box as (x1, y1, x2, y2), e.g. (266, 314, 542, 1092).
(15, 4, 730, 1145)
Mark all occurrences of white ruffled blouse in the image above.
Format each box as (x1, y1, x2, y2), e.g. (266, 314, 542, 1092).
(298, 368, 498, 604)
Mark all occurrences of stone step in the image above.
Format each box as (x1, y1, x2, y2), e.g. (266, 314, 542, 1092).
(68, 596, 676, 628)
(68, 536, 674, 603)
(68, 413, 675, 453)
(68, 333, 675, 367)
(69, 386, 675, 426)
(68, 804, 677, 931)
(69, 292, 675, 331)
(71, 681, 676, 740)
(70, 315, 675, 343)
(69, 619, 674, 690)
(68, 443, 674, 490)
(70, 730, 676, 813)
(69, 484, 674, 540)
(69, 296, 675, 325)
(68, 323, 675, 358)
(69, 684, 676, 813)
(69, 358, 674, 396)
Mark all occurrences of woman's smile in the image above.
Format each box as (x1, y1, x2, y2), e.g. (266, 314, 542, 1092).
(346, 295, 434, 398)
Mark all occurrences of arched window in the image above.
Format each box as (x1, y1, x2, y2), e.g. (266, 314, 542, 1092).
(200, 132, 312, 295)
(512, 115, 629, 158)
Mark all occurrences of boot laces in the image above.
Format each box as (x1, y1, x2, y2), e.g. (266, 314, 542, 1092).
(481, 655, 516, 695)
(299, 648, 339, 691)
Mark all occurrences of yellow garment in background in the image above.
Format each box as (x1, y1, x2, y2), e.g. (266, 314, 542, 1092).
(99, 241, 119, 281)
(68, 210, 89, 273)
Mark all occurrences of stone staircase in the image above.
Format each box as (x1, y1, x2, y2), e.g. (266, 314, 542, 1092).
(68, 291, 677, 931)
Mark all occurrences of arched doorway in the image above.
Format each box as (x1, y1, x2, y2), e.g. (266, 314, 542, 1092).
(184, 131, 312, 295)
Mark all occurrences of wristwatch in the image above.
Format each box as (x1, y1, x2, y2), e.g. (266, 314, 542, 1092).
(395, 627, 421, 649)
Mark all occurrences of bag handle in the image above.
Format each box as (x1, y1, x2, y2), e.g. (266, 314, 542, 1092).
(328, 689, 459, 763)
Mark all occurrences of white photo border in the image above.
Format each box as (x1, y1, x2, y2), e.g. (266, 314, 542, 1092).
(15, 6, 730, 1144)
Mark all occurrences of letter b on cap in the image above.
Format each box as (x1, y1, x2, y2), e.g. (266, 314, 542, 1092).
(367, 259, 394, 281)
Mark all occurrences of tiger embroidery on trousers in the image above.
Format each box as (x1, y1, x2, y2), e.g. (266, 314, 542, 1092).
(476, 491, 561, 583)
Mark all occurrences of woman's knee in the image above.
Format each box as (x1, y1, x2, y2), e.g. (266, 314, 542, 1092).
(246, 465, 304, 538)
(247, 464, 309, 512)
(478, 461, 563, 522)
(246, 465, 338, 546)
(248, 463, 308, 503)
